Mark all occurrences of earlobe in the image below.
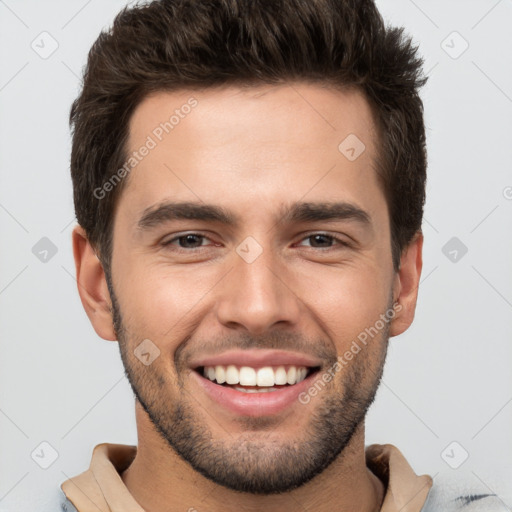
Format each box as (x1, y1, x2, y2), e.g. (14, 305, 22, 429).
(389, 232, 423, 337)
(71, 225, 117, 341)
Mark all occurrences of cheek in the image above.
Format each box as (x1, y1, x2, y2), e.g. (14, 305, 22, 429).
(295, 263, 391, 345)
(115, 262, 216, 343)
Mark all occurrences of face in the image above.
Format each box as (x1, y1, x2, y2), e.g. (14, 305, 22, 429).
(88, 83, 418, 494)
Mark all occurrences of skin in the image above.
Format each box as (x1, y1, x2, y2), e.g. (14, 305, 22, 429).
(72, 82, 423, 512)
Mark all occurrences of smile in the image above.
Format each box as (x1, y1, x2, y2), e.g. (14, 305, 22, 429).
(198, 364, 317, 392)
(189, 350, 323, 416)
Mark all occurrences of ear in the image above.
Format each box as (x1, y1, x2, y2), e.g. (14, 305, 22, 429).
(72, 225, 117, 341)
(389, 231, 423, 337)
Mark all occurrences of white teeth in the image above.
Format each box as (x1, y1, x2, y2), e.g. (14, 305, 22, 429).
(239, 366, 257, 386)
(256, 366, 275, 387)
(274, 366, 288, 385)
(201, 364, 311, 386)
(215, 365, 226, 384)
(225, 365, 239, 385)
(233, 386, 279, 393)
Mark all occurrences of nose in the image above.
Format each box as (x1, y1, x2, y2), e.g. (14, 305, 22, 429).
(215, 240, 302, 335)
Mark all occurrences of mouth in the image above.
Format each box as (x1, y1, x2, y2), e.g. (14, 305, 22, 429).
(189, 350, 324, 417)
(194, 364, 322, 393)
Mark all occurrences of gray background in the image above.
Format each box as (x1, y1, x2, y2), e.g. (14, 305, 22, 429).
(0, 0, 511, 510)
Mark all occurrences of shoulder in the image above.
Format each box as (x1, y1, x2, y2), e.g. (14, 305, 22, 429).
(421, 475, 509, 511)
(61, 497, 79, 512)
(37, 487, 79, 512)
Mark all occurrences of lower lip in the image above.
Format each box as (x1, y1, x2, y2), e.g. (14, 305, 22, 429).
(191, 370, 317, 417)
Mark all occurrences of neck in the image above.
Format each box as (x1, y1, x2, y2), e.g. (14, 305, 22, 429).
(121, 402, 384, 512)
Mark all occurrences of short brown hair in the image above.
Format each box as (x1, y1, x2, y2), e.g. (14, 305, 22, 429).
(70, 0, 427, 274)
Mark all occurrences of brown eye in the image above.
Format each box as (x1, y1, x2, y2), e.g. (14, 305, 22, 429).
(297, 233, 349, 249)
(162, 233, 210, 250)
(307, 234, 335, 248)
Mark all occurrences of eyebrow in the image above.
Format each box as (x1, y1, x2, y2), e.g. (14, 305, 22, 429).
(136, 200, 371, 231)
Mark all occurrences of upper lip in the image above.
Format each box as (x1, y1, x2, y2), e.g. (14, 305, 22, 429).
(189, 349, 323, 370)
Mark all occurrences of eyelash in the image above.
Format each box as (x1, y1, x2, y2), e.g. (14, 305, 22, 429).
(161, 232, 351, 252)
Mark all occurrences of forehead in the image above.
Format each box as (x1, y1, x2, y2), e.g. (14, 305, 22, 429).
(119, 82, 384, 228)
(128, 83, 378, 155)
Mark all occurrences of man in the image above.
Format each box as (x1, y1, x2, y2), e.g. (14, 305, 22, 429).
(59, 0, 502, 511)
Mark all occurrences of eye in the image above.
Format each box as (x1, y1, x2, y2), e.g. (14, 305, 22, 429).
(161, 233, 213, 250)
(296, 233, 350, 250)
